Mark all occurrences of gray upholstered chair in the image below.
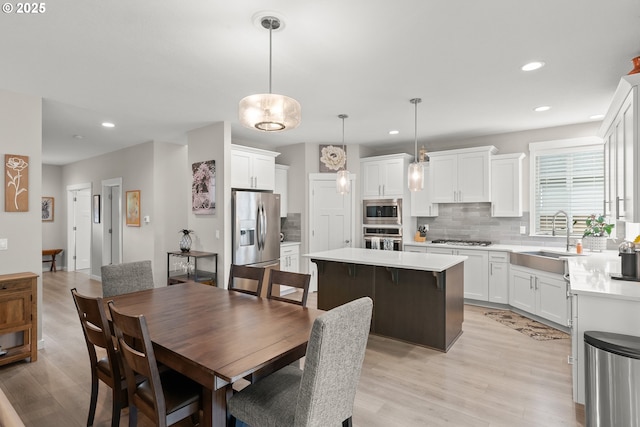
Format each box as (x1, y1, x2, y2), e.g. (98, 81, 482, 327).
(227, 297, 373, 427)
(101, 260, 154, 298)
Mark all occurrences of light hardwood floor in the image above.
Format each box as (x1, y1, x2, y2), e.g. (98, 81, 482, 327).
(0, 271, 585, 426)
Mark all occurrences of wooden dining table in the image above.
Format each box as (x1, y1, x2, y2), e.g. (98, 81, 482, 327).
(106, 282, 324, 427)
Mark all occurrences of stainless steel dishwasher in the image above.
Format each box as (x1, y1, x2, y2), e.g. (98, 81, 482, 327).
(585, 331, 640, 427)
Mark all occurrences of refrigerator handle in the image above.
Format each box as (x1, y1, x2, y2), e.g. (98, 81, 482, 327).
(256, 204, 262, 250)
(262, 203, 268, 251)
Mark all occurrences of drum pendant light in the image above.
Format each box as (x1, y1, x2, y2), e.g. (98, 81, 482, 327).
(408, 98, 424, 191)
(336, 114, 351, 194)
(239, 17, 301, 132)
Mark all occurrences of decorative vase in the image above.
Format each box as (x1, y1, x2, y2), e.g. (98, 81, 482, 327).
(584, 235, 608, 252)
(628, 56, 640, 75)
(179, 230, 192, 252)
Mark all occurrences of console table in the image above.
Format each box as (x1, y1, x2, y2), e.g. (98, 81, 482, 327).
(167, 251, 217, 286)
(42, 248, 63, 272)
(0, 272, 38, 366)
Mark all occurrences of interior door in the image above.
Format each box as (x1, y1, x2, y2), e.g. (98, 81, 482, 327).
(74, 189, 92, 270)
(308, 174, 355, 292)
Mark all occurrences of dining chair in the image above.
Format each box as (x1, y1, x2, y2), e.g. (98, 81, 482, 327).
(227, 297, 374, 427)
(107, 301, 201, 427)
(71, 288, 127, 427)
(227, 264, 265, 297)
(101, 260, 154, 298)
(266, 269, 311, 307)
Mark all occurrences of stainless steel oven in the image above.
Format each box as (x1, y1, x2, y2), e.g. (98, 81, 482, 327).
(363, 227, 403, 251)
(362, 199, 402, 226)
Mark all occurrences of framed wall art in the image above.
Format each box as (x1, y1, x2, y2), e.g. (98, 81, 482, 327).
(93, 194, 100, 224)
(41, 196, 54, 221)
(5, 154, 29, 212)
(319, 145, 347, 173)
(125, 190, 140, 227)
(191, 159, 216, 215)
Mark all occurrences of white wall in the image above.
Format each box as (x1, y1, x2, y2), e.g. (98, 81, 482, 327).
(42, 164, 66, 269)
(0, 89, 43, 346)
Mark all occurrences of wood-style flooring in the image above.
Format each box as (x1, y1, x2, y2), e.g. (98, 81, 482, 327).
(0, 271, 585, 426)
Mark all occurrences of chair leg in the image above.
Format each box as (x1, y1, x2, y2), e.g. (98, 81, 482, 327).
(87, 371, 98, 426)
(128, 405, 137, 427)
(110, 388, 122, 427)
(342, 416, 353, 427)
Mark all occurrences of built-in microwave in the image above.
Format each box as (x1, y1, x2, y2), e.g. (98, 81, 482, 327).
(362, 199, 402, 225)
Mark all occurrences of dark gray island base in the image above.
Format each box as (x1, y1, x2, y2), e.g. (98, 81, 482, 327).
(311, 259, 464, 352)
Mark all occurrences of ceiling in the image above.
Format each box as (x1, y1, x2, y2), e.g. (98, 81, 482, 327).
(2, 0, 639, 166)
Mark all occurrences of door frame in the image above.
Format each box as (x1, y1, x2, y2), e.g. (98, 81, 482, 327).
(66, 182, 92, 272)
(102, 177, 123, 267)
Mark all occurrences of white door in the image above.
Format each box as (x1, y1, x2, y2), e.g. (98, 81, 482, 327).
(75, 189, 92, 270)
(308, 174, 355, 292)
(102, 178, 123, 266)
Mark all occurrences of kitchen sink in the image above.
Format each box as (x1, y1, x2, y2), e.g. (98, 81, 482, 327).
(510, 250, 583, 275)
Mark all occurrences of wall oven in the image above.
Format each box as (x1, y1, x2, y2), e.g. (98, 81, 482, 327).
(363, 227, 403, 251)
(362, 199, 402, 226)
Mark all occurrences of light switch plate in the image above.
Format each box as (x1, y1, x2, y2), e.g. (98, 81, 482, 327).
(520, 225, 527, 235)
(0, 238, 7, 250)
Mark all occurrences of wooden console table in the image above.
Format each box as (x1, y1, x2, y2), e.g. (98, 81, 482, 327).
(0, 272, 38, 366)
(42, 249, 63, 272)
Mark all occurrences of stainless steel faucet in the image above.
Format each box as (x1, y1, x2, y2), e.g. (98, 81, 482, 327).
(552, 210, 571, 252)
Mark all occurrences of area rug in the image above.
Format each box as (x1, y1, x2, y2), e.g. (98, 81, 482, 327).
(484, 310, 569, 341)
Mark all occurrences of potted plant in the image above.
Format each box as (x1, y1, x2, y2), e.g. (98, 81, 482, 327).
(582, 214, 614, 251)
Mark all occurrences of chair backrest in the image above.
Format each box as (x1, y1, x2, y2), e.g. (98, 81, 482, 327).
(101, 260, 154, 298)
(294, 297, 373, 427)
(107, 301, 165, 425)
(227, 264, 265, 297)
(266, 269, 311, 307)
(71, 288, 121, 383)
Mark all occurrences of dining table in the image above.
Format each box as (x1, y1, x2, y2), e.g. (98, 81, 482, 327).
(105, 281, 324, 427)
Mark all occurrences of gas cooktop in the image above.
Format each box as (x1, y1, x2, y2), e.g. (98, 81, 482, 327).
(431, 239, 493, 247)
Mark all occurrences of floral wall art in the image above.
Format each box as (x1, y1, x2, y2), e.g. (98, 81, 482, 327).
(192, 159, 215, 215)
(5, 154, 29, 212)
(319, 145, 347, 173)
(126, 190, 140, 227)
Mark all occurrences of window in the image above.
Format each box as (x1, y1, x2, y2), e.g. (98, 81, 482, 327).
(530, 138, 604, 236)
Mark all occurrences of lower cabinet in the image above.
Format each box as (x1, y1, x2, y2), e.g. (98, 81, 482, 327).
(426, 247, 488, 301)
(488, 251, 509, 303)
(509, 265, 567, 325)
(0, 272, 38, 366)
(280, 243, 300, 273)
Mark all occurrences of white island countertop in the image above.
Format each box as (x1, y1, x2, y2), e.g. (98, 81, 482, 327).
(568, 251, 640, 301)
(304, 247, 467, 272)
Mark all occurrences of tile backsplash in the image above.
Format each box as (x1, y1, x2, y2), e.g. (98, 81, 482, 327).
(281, 213, 301, 242)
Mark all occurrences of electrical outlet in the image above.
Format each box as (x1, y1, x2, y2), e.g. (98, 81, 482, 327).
(0, 238, 7, 250)
(520, 225, 527, 235)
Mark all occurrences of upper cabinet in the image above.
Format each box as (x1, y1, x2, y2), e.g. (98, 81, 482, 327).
(410, 163, 438, 217)
(275, 164, 289, 218)
(230, 144, 279, 191)
(361, 154, 413, 199)
(600, 74, 640, 225)
(429, 146, 497, 203)
(491, 153, 525, 217)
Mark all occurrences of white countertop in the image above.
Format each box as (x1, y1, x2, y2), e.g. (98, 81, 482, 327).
(304, 247, 466, 272)
(568, 251, 640, 301)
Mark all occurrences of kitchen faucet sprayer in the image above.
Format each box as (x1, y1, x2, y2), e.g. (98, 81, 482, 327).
(552, 210, 571, 252)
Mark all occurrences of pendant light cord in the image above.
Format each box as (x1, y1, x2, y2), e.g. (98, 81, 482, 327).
(268, 19, 273, 94)
(410, 98, 422, 159)
(338, 114, 348, 172)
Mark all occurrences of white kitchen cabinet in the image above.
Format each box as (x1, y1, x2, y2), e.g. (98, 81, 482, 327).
(600, 75, 639, 227)
(509, 264, 567, 325)
(275, 164, 289, 218)
(491, 153, 525, 217)
(488, 251, 509, 303)
(410, 163, 438, 217)
(230, 144, 279, 191)
(429, 146, 497, 203)
(361, 154, 413, 199)
(280, 242, 300, 273)
(426, 247, 489, 301)
(403, 244, 427, 253)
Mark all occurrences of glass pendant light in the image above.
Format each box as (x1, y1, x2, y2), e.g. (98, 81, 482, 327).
(239, 17, 301, 132)
(336, 114, 351, 194)
(408, 98, 424, 191)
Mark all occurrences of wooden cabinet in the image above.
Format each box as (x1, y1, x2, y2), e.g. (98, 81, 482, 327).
(488, 251, 509, 303)
(491, 153, 525, 217)
(361, 154, 412, 198)
(280, 243, 300, 273)
(230, 144, 279, 191)
(427, 247, 489, 301)
(509, 265, 567, 325)
(275, 164, 289, 218)
(429, 146, 497, 203)
(410, 163, 438, 217)
(600, 75, 639, 227)
(0, 272, 38, 366)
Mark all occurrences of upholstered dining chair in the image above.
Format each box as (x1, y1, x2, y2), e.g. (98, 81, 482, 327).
(266, 269, 311, 307)
(227, 264, 266, 297)
(107, 301, 201, 427)
(71, 288, 127, 427)
(101, 260, 154, 298)
(227, 297, 374, 427)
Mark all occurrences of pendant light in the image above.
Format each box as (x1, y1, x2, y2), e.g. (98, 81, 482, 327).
(408, 98, 424, 191)
(336, 114, 351, 194)
(239, 17, 301, 132)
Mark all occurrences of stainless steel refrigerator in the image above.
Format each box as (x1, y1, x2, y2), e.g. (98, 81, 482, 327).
(232, 190, 281, 295)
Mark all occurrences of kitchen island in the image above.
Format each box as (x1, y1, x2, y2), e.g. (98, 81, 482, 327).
(305, 248, 467, 352)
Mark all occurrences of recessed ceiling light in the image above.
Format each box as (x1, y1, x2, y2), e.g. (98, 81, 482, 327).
(589, 114, 605, 120)
(102, 122, 115, 128)
(534, 105, 551, 112)
(389, 130, 399, 135)
(73, 134, 84, 139)
(521, 61, 545, 71)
